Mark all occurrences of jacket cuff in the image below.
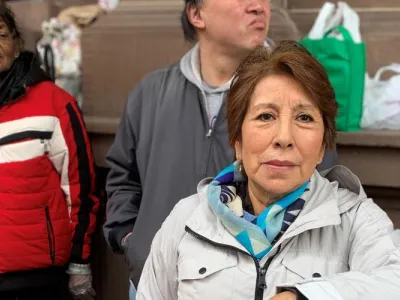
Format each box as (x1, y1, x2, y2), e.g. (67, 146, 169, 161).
(109, 224, 134, 254)
(69, 255, 91, 264)
(67, 263, 91, 275)
(280, 287, 309, 300)
(295, 281, 345, 300)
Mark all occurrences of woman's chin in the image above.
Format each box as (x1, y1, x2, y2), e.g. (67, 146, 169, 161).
(259, 179, 300, 198)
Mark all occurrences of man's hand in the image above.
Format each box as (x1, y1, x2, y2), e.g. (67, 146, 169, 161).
(270, 291, 297, 300)
(121, 232, 132, 250)
(67, 263, 95, 300)
(69, 274, 95, 300)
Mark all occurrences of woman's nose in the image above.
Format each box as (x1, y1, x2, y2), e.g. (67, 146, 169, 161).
(272, 120, 294, 149)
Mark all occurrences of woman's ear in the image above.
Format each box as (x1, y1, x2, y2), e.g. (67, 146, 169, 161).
(235, 140, 242, 162)
(13, 38, 21, 58)
(318, 145, 326, 165)
(186, 2, 206, 30)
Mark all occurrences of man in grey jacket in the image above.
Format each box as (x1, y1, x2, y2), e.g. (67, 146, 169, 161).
(104, 0, 338, 291)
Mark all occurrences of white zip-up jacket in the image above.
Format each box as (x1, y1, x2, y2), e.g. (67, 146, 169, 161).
(137, 166, 400, 300)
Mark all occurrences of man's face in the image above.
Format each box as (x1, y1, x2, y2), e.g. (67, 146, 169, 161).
(198, 0, 270, 52)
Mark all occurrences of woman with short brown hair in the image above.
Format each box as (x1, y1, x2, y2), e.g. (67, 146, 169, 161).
(136, 41, 400, 300)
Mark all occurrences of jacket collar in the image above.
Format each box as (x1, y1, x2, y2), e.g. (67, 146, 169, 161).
(186, 165, 366, 257)
(0, 51, 51, 108)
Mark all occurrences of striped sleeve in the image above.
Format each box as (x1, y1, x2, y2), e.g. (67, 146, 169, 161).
(49, 91, 100, 263)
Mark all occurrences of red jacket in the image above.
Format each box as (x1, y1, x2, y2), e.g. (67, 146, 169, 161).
(0, 53, 99, 276)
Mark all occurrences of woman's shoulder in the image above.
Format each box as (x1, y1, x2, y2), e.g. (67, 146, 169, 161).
(28, 81, 76, 107)
(163, 193, 203, 230)
(158, 181, 212, 241)
(152, 192, 205, 251)
(318, 165, 368, 211)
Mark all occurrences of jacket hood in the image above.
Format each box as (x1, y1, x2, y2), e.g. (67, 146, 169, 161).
(193, 165, 367, 241)
(197, 165, 366, 212)
(0, 51, 51, 107)
(17, 51, 52, 88)
(179, 43, 232, 94)
(179, 39, 275, 94)
(186, 165, 368, 260)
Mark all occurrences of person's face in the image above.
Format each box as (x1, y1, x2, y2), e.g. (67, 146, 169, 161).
(0, 20, 19, 73)
(235, 75, 325, 201)
(192, 0, 270, 52)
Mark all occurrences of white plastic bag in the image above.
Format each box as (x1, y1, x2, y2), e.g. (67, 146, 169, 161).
(37, 18, 83, 107)
(361, 64, 400, 130)
(307, 1, 361, 43)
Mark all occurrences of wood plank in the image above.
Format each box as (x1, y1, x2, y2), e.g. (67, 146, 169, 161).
(82, 27, 190, 118)
(337, 146, 400, 188)
(288, 0, 400, 9)
(337, 131, 400, 148)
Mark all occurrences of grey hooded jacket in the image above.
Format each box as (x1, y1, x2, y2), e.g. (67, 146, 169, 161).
(103, 58, 339, 285)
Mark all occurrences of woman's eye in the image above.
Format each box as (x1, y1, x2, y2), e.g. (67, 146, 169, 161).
(257, 113, 275, 121)
(297, 114, 314, 122)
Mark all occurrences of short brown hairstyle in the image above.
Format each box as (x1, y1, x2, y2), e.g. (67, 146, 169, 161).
(227, 40, 338, 150)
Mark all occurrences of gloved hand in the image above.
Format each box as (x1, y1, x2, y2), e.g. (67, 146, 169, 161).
(67, 263, 96, 300)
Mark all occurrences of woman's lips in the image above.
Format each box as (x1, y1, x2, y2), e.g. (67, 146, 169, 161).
(264, 160, 297, 171)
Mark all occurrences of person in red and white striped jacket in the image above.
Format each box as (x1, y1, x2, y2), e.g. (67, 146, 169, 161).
(0, 4, 99, 300)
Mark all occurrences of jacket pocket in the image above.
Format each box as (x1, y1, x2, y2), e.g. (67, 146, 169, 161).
(177, 252, 237, 299)
(281, 251, 348, 281)
(44, 205, 56, 264)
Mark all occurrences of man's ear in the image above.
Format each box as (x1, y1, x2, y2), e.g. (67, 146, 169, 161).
(186, 2, 206, 30)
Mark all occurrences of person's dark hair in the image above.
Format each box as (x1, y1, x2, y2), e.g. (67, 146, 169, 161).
(181, 0, 202, 42)
(0, 2, 24, 49)
(227, 40, 338, 150)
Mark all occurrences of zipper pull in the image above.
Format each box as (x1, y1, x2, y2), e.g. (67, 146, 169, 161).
(206, 128, 213, 137)
(258, 267, 267, 289)
(41, 139, 49, 153)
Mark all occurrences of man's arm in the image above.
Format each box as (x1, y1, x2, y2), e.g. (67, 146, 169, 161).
(103, 88, 143, 254)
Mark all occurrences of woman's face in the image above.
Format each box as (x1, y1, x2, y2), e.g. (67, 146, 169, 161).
(0, 20, 19, 73)
(235, 75, 325, 203)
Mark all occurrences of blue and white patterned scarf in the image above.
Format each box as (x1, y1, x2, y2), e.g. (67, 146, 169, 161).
(207, 161, 309, 260)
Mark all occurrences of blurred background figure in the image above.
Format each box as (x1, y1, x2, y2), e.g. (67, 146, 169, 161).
(103, 1, 338, 299)
(0, 3, 99, 300)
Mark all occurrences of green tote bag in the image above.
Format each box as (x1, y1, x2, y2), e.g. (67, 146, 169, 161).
(300, 25, 366, 132)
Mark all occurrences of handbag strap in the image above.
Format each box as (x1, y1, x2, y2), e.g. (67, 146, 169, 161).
(308, 2, 336, 39)
(324, 25, 354, 42)
(374, 64, 400, 81)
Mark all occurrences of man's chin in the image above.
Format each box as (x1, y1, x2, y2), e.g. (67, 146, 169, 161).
(248, 38, 269, 50)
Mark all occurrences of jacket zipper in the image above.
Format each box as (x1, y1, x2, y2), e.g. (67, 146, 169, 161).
(201, 101, 226, 178)
(41, 138, 49, 153)
(44, 205, 56, 263)
(185, 226, 281, 300)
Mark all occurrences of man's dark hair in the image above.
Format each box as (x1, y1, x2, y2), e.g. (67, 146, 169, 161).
(0, 2, 24, 49)
(181, 0, 202, 42)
